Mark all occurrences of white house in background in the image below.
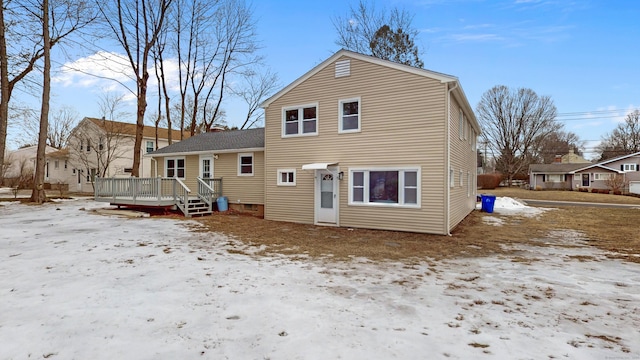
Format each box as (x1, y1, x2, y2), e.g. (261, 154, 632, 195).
(2, 145, 58, 187)
(66, 117, 189, 192)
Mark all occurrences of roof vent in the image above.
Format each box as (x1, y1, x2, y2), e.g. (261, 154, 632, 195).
(335, 60, 350, 78)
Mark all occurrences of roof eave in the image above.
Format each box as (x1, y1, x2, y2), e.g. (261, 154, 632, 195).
(146, 147, 265, 158)
(260, 49, 458, 109)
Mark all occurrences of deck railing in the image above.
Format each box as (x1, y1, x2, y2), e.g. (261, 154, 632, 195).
(197, 177, 222, 210)
(94, 177, 222, 213)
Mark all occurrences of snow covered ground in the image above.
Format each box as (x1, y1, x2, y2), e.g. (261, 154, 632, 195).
(1, 198, 639, 359)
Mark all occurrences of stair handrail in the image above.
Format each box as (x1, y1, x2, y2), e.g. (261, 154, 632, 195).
(196, 177, 215, 211)
(173, 178, 191, 214)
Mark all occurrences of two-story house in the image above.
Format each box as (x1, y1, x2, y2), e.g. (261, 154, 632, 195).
(260, 49, 479, 235)
(125, 49, 480, 234)
(66, 117, 188, 192)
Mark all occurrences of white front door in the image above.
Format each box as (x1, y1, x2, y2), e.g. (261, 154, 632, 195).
(316, 170, 338, 224)
(199, 155, 214, 178)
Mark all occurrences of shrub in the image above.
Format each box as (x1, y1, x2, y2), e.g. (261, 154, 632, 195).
(478, 173, 502, 189)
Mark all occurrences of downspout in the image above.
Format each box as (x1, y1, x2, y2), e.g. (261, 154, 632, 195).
(445, 82, 458, 236)
(151, 157, 157, 177)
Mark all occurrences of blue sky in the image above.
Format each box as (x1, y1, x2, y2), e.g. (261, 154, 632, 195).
(9, 0, 640, 159)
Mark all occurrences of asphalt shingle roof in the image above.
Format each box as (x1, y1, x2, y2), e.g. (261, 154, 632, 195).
(529, 163, 588, 173)
(149, 128, 264, 155)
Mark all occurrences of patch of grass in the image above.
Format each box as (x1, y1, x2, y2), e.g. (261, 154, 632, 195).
(489, 187, 640, 205)
(188, 196, 640, 263)
(468, 342, 490, 348)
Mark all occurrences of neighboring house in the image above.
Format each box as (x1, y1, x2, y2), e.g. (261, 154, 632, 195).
(146, 128, 265, 215)
(45, 149, 72, 190)
(2, 145, 58, 186)
(530, 151, 640, 192)
(260, 49, 480, 235)
(67, 117, 188, 192)
(560, 149, 590, 164)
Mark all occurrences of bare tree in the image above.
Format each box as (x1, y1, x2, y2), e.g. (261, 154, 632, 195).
(333, 0, 423, 67)
(233, 68, 279, 129)
(604, 173, 628, 194)
(97, 0, 172, 177)
(173, 0, 259, 135)
(151, 20, 172, 145)
(20, 106, 79, 148)
(596, 110, 640, 161)
(477, 85, 559, 186)
(0, 0, 94, 187)
(97, 90, 130, 121)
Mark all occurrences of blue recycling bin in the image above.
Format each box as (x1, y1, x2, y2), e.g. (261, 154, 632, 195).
(481, 194, 496, 213)
(216, 196, 228, 212)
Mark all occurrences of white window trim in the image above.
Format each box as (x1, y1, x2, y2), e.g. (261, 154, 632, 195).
(471, 130, 476, 151)
(593, 173, 613, 181)
(165, 157, 186, 179)
(146, 140, 155, 153)
(459, 169, 464, 187)
(277, 168, 296, 186)
(348, 167, 421, 208)
(238, 152, 254, 176)
(622, 163, 636, 172)
(450, 167, 455, 188)
(338, 97, 361, 133)
(467, 171, 471, 197)
(281, 103, 319, 138)
(459, 109, 464, 141)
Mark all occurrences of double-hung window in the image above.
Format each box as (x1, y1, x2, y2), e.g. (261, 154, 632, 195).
(349, 168, 420, 207)
(166, 158, 185, 178)
(339, 98, 360, 133)
(146, 141, 154, 153)
(238, 153, 254, 176)
(283, 104, 318, 136)
(622, 163, 637, 172)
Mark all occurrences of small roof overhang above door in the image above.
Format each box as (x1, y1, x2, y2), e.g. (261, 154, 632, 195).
(301, 162, 338, 170)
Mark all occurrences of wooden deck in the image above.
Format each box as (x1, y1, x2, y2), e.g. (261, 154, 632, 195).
(94, 177, 222, 216)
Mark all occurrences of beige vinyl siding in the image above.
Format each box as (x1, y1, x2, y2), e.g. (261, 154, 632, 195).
(214, 152, 264, 204)
(448, 95, 477, 231)
(155, 152, 264, 204)
(265, 55, 449, 234)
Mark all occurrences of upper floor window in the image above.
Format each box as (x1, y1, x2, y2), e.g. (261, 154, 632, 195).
(622, 163, 638, 172)
(339, 98, 361, 133)
(459, 109, 464, 140)
(146, 141, 154, 153)
(166, 158, 185, 178)
(282, 104, 318, 137)
(86, 140, 91, 152)
(238, 153, 254, 176)
(79, 139, 83, 151)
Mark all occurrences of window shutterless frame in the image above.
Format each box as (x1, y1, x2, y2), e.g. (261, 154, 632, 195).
(348, 167, 421, 208)
(281, 103, 319, 137)
(338, 97, 361, 133)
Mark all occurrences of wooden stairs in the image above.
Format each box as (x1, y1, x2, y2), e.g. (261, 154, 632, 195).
(183, 197, 213, 217)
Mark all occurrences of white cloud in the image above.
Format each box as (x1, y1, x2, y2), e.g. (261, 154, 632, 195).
(53, 51, 133, 88)
(53, 51, 182, 94)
